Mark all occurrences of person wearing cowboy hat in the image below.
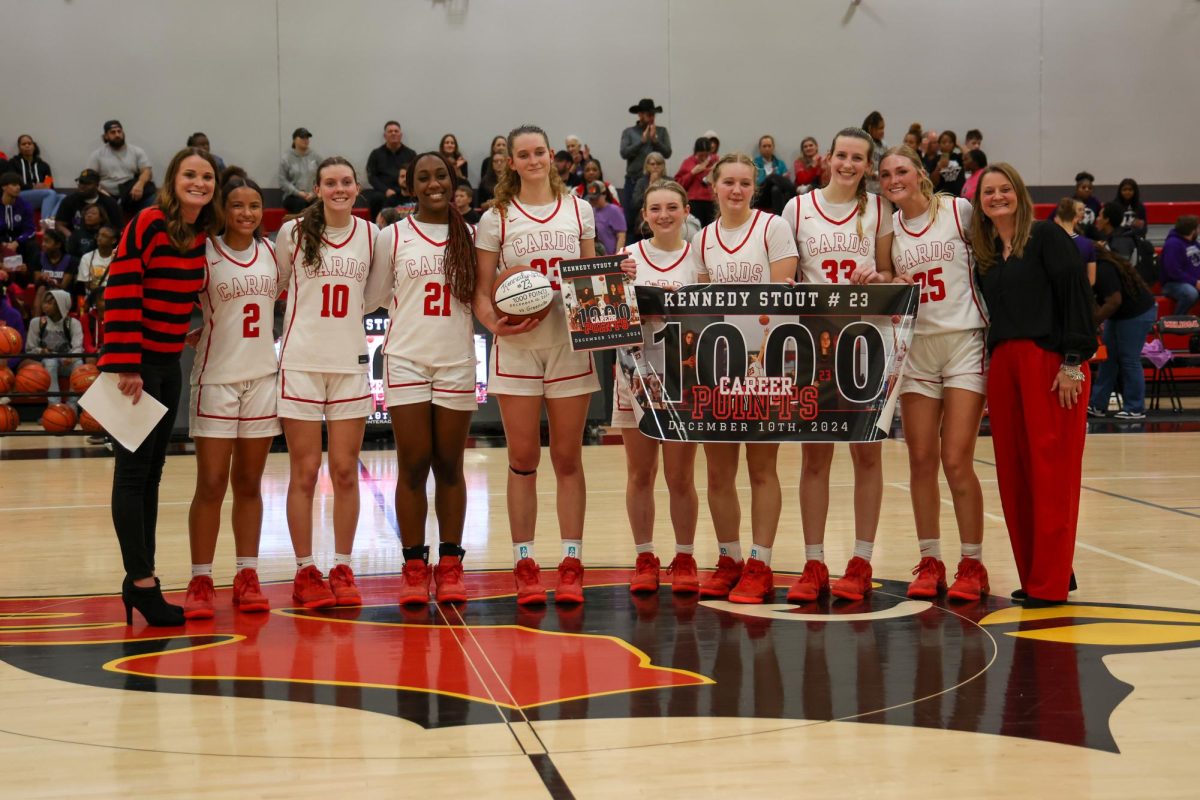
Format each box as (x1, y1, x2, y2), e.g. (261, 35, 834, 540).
(619, 98, 672, 229)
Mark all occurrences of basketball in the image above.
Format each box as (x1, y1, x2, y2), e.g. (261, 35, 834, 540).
(891, 315, 902, 325)
(79, 410, 103, 433)
(759, 314, 770, 326)
(15, 363, 51, 395)
(69, 364, 101, 394)
(0, 405, 17, 432)
(0, 365, 13, 394)
(492, 266, 554, 323)
(0, 324, 22, 356)
(40, 403, 77, 433)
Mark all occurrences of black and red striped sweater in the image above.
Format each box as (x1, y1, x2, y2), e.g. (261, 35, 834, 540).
(98, 207, 205, 373)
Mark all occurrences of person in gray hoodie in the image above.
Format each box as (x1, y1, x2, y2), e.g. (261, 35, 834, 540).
(1159, 215, 1200, 315)
(26, 288, 83, 407)
(279, 128, 321, 214)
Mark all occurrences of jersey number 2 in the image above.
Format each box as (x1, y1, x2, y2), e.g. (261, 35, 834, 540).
(321, 284, 350, 318)
(424, 282, 451, 317)
(242, 305, 260, 338)
(913, 267, 946, 303)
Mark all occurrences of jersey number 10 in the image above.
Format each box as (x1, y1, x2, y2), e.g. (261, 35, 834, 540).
(321, 284, 351, 318)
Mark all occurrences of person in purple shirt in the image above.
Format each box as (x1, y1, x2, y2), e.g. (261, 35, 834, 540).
(587, 180, 626, 255)
(1159, 215, 1200, 315)
(1053, 198, 1098, 285)
(0, 172, 38, 268)
(0, 268, 27, 369)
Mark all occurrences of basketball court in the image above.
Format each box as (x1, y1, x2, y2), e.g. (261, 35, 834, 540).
(2, 429, 1198, 798)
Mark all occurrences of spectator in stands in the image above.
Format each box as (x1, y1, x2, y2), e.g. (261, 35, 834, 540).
(1159, 215, 1200, 315)
(1093, 201, 1137, 262)
(391, 166, 417, 218)
(12, 135, 63, 223)
(186, 133, 226, 172)
(1055, 198, 1097, 285)
(480, 135, 508, 185)
(631, 152, 668, 228)
(902, 123, 922, 151)
(81, 287, 105, 373)
(375, 206, 401, 229)
(620, 99, 672, 222)
(475, 152, 507, 210)
(35, 228, 76, 304)
(554, 150, 574, 185)
(0, 171, 38, 268)
(965, 129, 983, 151)
(1113, 178, 1147, 233)
(0, 269, 25, 367)
(365, 121, 417, 218)
(280, 127, 320, 214)
(862, 110, 886, 192)
(792, 136, 826, 194)
(87, 120, 155, 217)
(961, 149, 988, 201)
(67, 203, 110, 259)
(753, 135, 788, 185)
(920, 130, 940, 175)
(587, 180, 626, 256)
(1088, 247, 1157, 420)
(80, 225, 117, 293)
(1067, 171, 1101, 230)
(565, 134, 588, 186)
(438, 134, 469, 186)
(454, 184, 480, 224)
(675, 136, 717, 227)
(931, 131, 965, 195)
(54, 169, 121, 236)
(573, 159, 621, 206)
(26, 289, 84, 408)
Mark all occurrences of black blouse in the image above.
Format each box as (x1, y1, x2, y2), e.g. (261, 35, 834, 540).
(976, 221, 1096, 361)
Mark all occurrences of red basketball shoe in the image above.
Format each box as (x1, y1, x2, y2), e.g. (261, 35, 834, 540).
(699, 555, 743, 598)
(906, 557, 947, 599)
(184, 575, 215, 620)
(292, 565, 336, 609)
(398, 559, 431, 605)
(328, 564, 362, 606)
(232, 568, 269, 613)
(555, 557, 585, 604)
(831, 556, 873, 601)
(947, 558, 990, 601)
(434, 555, 468, 603)
(514, 558, 547, 606)
(629, 552, 661, 594)
(786, 560, 829, 603)
(728, 558, 775, 604)
(667, 552, 700, 594)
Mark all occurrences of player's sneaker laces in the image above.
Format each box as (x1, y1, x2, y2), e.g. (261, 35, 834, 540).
(514, 558, 547, 606)
(184, 575, 216, 620)
(906, 556, 947, 598)
(629, 552, 661, 594)
(786, 560, 829, 602)
(666, 552, 700, 594)
(434, 555, 468, 603)
(728, 557, 775, 604)
(699, 555, 744, 598)
(831, 556, 873, 601)
(555, 557, 585, 604)
(947, 558, 990, 601)
(232, 568, 269, 612)
(292, 565, 336, 609)
(328, 564, 362, 606)
(398, 559, 431, 605)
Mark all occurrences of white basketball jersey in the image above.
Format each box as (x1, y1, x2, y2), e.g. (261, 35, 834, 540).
(785, 191, 892, 284)
(191, 236, 279, 386)
(891, 196, 987, 335)
(476, 195, 595, 350)
(697, 210, 797, 284)
(375, 217, 475, 367)
(277, 217, 379, 373)
(626, 239, 704, 290)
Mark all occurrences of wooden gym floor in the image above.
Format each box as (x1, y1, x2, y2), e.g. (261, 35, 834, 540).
(1, 429, 1199, 798)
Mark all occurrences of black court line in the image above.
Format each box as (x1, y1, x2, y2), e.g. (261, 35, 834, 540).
(974, 457, 1200, 520)
(528, 753, 576, 800)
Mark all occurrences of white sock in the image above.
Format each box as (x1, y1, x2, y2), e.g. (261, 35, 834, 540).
(805, 544, 824, 562)
(635, 542, 655, 555)
(749, 544, 772, 566)
(918, 538, 941, 559)
(718, 541, 743, 562)
(675, 543, 695, 555)
(191, 563, 213, 578)
(513, 542, 534, 565)
(853, 539, 875, 562)
(561, 539, 583, 562)
(334, 553, 352, 567)
(236, 557, 258, 572)
(296, 555, 315, 571)
(961, 542, 983, 561)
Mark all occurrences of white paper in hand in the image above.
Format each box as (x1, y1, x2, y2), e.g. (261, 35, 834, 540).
(78, 372, 168, 452)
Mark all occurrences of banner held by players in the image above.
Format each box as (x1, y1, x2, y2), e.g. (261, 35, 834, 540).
(618, 283, 919, 443)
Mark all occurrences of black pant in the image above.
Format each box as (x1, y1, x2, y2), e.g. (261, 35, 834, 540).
(118, 178, 157, 220)
(691, 200, 714, 228)
(111, 360, 182, 580)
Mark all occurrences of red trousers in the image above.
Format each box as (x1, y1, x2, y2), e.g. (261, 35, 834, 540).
(987, 340, 1089, 601)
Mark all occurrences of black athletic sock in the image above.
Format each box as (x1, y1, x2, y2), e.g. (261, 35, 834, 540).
(439, 542, 466, 559)
(402, 545, 430, 563)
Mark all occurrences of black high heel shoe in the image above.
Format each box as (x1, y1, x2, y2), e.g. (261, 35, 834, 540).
(1011, 572, 1077, 601)
(122, 577, 185, 627)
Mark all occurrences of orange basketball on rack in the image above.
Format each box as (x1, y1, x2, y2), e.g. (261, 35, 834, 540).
(0, 405, 18, 432)
(69, 364, 100, 393)
(0, 324, 22, 356)
(79, 410, 104, 433)
(15, 363, 51, 395)
(0, 365, 13, 394)
(40, 402, 77, 432)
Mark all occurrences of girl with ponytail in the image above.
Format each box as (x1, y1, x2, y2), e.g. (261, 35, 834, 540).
(183, 167, 280, 619)
(371, 152, 478, 605)
(276, 156, 385, 611)
(782, 127, 896, 605)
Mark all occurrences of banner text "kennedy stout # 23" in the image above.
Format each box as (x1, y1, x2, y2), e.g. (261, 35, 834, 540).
(618, 283, 920, 443)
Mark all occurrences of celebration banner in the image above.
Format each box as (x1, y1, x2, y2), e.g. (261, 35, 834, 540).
(618, 283, 920, 443)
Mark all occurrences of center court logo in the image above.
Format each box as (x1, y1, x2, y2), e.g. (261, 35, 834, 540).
(2, 569, 1198, 752)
